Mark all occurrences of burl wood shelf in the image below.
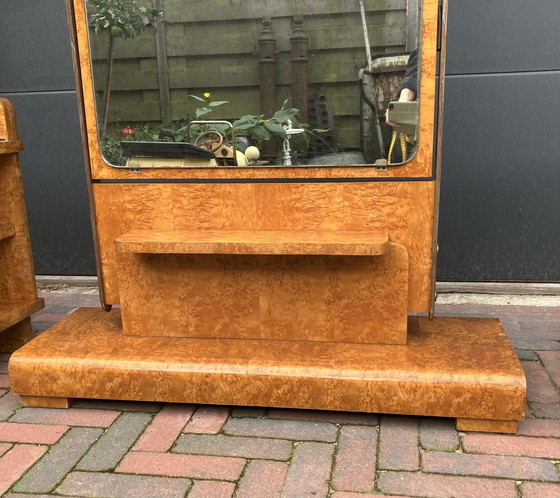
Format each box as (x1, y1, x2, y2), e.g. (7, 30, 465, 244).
(0, 299, 45, 332)
(9, 308, 526, 433)
(0, 223, 16, 241)
(0, 140, 24, 155)
(115, 229, 390, 256)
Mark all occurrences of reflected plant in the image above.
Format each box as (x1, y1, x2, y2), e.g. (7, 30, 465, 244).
(189, 93, 229, 120)
(88, 0, 163, 134)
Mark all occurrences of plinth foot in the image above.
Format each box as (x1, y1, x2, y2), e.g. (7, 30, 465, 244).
(19, 395, 72, 408)
(456, 418, 518, 434)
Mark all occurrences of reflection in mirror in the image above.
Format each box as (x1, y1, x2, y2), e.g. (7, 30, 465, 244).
(86, 0, 421, 168)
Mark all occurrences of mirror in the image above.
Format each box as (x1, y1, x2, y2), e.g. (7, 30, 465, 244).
(86, 0, 421, 168)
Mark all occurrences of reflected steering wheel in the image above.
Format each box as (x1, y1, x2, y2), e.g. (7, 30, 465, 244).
(194, 131, 224, 152)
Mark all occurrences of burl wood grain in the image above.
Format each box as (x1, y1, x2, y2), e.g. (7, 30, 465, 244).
(70, 0, 440, 181)
(0, 99, 44, 352)
(115, 241, 408, 344)
(116, 229, 390, 256)
(19, 396, 72, 409)
(9, 308, 526, 427)
(0, 299, 45, 332)
(0, 223, 16, 241)
(94, 181, 435, 311)
(456, 419, 518, 434)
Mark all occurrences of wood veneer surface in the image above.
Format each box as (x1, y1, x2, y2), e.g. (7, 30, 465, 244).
(9, 308, 526, 423)
(116, 228, 389, 256)
(0, 141, 24, 155)
(0, 299, 45, 331)
(116, 242, 408, 344)
(0, 99, 43, 323)
(0, 223, 16, 241)
(94, 181, 435, 310)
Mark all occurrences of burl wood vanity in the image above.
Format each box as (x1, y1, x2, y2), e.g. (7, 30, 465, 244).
(9, 0, 525, 432)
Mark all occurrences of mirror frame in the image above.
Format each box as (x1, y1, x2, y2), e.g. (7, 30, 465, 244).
(67, 0, 445, 181)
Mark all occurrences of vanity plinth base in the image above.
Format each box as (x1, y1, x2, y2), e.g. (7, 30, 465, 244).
(8, 308, 526, 433)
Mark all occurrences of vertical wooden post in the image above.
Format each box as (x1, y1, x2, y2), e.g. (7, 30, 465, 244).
(290, 15, 308, 122)
(154, 0, 171, 124)
(406, 0, 420, 52)
(258, 17, 276, 118)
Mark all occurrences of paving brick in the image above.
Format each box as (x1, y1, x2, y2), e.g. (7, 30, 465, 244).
(12, 427, 103, 493)
(236, 460, 288, 498)
(530, 402, 560, 419)
(0, 421, 67, 444)
(419, 418, 460, 451)
(11, 406, 121, 427)
(174, 433, 292, 460)
(0, 445, 48, 496)
(517, 418, 560, 437)
(461, 433, 560, 459)
(377, 471, 518, 498)
(32, 313, 66, 323)
(518, 315, 560, 333)
(117, 451, 246, 480)
(378, 416, 420, 471)
(231, 406, 267, 418)
(188, 480, 236, 498)
(331, 493, 411, 498)
(513, 338, 560, 351)
(5, 493, 81, 498)
(331, 425, 377, 492)
(0, 353, 11, 361)
(515, 349, 538, 361)
(77, 412, 152, 471)
(422, 450, 559, 481)
(37, 305, 75, 314)
(30, 322, 53, 333)
(539, 350, 560, 387)
(55, 471, 191, 498)
(0, 390, 22, 421)
(0, 442, 12, 457)
(71, 399, 162, 413)
(520, 482, 560, 498)
(133, 405, 193, 452)
(281, 442, 335, 497)
(183, 405, 230, 434)
(0, 361, 8, 374)
(223, 416, 338, 442)
(522, 361, 560, 403)
(267, 408, 378, 426)
(0, 374, 9, 388)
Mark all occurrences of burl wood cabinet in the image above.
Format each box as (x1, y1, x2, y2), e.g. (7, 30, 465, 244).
(9, 0, 526, 432)
(0, 99, 44, 353)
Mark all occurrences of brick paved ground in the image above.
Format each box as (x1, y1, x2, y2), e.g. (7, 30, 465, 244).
(0, 287, 558, 497)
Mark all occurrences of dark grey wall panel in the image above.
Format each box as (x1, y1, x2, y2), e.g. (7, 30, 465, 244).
(0, 0, 75, 92)
(0, 92, 96, 275)
(437, 71, 560, 281)
(446, 0, 560, 75)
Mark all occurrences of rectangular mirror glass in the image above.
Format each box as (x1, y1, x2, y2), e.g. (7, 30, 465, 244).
(86, 0, 421, 168)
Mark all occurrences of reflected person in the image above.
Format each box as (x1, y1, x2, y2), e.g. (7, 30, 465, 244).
(385, 48, 419, 163)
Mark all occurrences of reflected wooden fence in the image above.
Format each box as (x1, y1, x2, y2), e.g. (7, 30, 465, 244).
(89, 0, 410, 149)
